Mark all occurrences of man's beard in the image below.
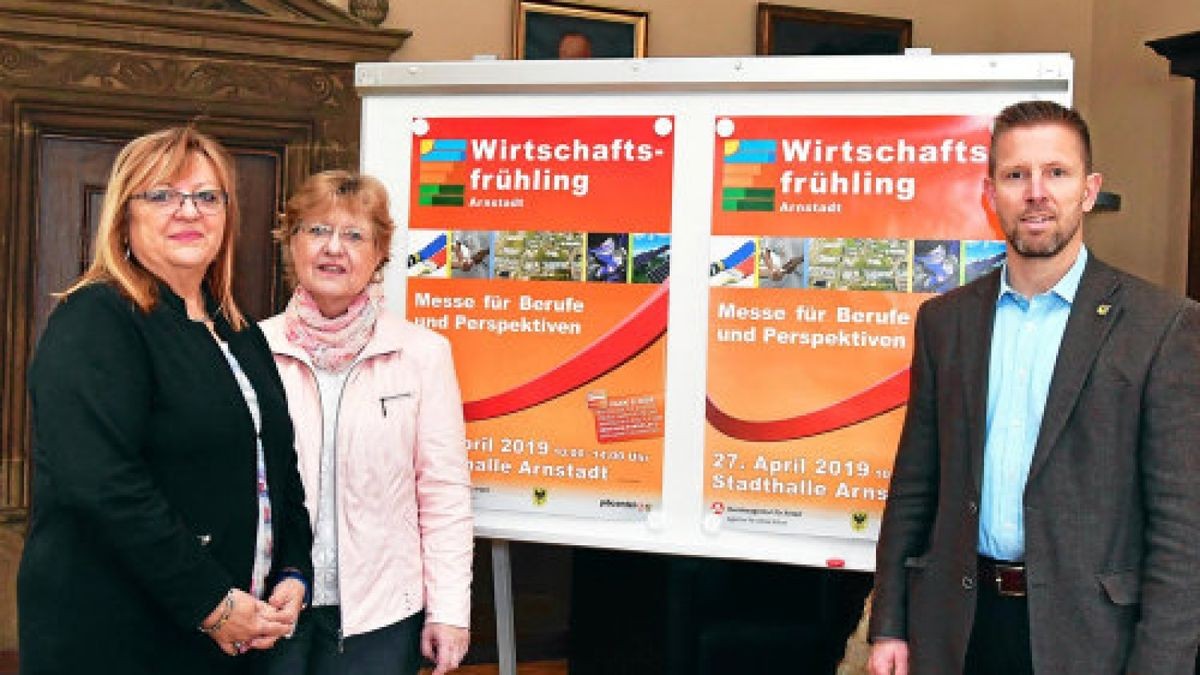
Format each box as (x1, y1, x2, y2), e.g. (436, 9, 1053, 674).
(1006, 215, 1081, 259)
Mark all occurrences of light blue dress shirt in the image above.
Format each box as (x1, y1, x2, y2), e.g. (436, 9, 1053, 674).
(977, 247, 1088, 561)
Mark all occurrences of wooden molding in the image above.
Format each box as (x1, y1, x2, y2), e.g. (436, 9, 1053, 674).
(0, 40, 356, 110)
(1148, 31, 1200, 79)
(1148, 31, 1200, 300)
(1, 0, 409, 65)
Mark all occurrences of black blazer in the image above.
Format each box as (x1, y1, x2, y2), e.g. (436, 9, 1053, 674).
(19, 282, 313, 675)
(870, 256, 1200, 674)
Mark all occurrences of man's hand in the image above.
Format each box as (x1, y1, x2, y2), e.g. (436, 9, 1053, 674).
(868, 638, 910, 675)
(421, 622, 469, 675)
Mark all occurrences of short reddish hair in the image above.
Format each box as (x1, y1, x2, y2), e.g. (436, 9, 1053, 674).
(989, 100, 1093, 176)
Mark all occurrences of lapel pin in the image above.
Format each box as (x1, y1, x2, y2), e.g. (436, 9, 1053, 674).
(1096, 304, 1111, 316)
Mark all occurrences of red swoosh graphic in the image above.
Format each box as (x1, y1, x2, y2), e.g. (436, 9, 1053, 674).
(463, 281, 670, 421)
(462, 278, 911, 437)
(706, 368, 911, 441)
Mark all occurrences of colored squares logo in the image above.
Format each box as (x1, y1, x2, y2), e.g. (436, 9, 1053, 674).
(721, 139, 776, 212)
(419, 139, 467, 207)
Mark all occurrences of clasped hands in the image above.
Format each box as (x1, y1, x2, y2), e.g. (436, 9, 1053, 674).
(201, 579, 306, 656)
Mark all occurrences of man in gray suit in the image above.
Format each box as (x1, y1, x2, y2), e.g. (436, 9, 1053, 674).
(868, 100, 1200, 674)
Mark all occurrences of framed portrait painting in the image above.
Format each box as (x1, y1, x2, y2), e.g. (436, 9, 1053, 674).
(756, 3, 912, 56)
(515, 0, 648, 59)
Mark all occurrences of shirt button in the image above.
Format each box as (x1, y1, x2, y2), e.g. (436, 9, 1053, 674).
(968, 501, 978, 514)
(962, 575, 975, 590)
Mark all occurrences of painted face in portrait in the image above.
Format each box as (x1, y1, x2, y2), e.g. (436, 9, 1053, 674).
(291, 207, 385, 317)
(557, 32, 593, 59)
(127, 154, 227, 287)
(985, 123, 1102, 260)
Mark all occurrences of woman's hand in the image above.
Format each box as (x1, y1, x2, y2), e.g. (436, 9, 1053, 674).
(243, 577, 306, 650)
(421, 622, 469, 675)
(201, 589, 293, 656)
(268, 577, 306, 625)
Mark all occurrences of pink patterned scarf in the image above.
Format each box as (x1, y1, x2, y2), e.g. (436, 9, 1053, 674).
(283, 283, 381, 372)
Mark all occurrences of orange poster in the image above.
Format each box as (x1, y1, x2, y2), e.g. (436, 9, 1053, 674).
(406, 116, 673, 519)
(705, 115, 1001, 538)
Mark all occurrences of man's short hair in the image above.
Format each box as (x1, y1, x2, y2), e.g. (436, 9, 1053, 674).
(989, 100, 1093, 175)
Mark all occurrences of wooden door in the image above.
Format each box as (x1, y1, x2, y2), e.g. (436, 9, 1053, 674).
(35, 136, 122, 338)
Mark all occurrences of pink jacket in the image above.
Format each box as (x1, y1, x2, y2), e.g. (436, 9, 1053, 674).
(261, 310, 472, 635)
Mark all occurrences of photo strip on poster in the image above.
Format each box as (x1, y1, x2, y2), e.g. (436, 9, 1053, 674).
(406, 116, 674, 520)
(705, 115, 1003, 539)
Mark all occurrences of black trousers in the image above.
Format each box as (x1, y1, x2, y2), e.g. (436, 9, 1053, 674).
(264, 606, 424, 675)
(963, 579, 1034, 675)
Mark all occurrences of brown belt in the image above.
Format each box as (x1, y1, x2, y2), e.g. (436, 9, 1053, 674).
(978, 556, 1027, 597)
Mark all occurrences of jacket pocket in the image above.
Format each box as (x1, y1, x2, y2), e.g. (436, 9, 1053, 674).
(377, 391, 418, 463)
(353, 390, 416, 484)
(379, 391, 416, 420)
(904, 555, 931, 606)
(1097, 570, 1140, 605)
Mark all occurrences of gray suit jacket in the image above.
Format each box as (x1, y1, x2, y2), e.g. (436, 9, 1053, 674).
(870, 256, 1200, 674)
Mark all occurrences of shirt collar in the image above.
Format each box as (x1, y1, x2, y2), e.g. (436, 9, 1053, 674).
(155, 278, 225, 326)
(998, 245, 1088, 304)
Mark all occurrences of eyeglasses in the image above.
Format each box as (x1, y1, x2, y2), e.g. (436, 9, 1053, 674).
(132, 188, 227, 215)
(295, 223, 373, 247)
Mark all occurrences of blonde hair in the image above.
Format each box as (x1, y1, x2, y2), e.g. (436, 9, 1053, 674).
(62, 126, 246, 329)
(275, 170, 395, 288)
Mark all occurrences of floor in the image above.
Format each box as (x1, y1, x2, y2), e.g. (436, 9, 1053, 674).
(0, 656, 567, 675)
(422, 663, 567, 675)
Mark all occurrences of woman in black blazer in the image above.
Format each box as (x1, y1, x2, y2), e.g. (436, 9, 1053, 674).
(19, 127, 313, 674)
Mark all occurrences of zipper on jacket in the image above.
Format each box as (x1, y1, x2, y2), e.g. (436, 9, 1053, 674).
(331, 358, 364, 652)
(292, 354, 366, 649)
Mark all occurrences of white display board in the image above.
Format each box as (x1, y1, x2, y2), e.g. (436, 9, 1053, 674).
(357, 54, 1072, 571)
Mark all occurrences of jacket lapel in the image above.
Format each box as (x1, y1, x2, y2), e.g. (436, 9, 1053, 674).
(964, 271, 1000, 495)
(1026, 257, 1122, 483)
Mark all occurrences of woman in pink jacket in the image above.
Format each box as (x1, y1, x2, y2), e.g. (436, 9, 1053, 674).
(262, 171, 472, 675)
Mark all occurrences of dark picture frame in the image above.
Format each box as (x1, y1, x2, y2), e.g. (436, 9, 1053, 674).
(756, 3, 912, 56)
(515, 0, 648, 59)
